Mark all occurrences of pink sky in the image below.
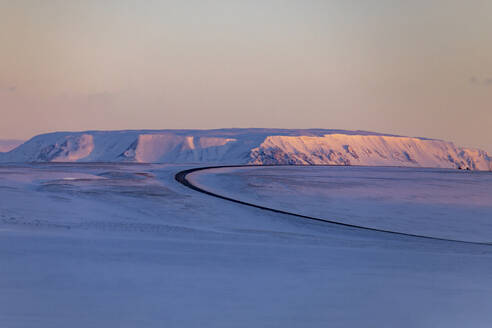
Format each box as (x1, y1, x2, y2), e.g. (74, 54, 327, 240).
(1, 0, 491, 152)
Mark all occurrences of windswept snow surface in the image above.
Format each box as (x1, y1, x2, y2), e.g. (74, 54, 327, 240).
(1, 163, 492, 327)
(190, 166, 492, 243)
(0, 139, 23, 153)
(1, 129, 490, 170)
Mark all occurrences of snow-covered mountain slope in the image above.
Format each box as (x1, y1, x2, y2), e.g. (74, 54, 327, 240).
(250, 134, 492, 170)
(0, 129, 490, 170)
(0, 139, 24, 153)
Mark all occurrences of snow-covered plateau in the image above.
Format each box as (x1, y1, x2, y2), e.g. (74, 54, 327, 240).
(1, 129, 490, 170)
(1, 163, 492, 327)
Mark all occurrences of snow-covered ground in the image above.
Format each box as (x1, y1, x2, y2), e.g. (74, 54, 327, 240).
(1, 129, 490, 170)
(1, 163, 492, 327)
(190, 166, 492, 243)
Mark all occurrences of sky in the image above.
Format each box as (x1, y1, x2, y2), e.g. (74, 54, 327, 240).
(1, 0, 491, 152)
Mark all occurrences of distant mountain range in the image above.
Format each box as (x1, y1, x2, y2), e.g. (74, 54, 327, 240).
(0, 139, 24, 153)
(0, 129, 490, 170)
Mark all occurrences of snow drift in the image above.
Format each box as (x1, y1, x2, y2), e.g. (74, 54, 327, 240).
(0, 129, 490, 170)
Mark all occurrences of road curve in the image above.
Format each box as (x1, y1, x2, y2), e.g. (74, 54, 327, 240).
(175, 165, 492, 246)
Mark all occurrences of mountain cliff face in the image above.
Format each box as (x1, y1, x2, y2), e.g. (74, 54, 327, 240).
(250, 134, 492, 170)
(0, 129, 490, 170)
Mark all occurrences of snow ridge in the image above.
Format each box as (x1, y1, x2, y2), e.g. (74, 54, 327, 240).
(0, 129, 490, 170)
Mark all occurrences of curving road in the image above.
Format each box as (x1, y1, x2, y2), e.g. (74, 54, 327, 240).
(175, 165, 492, 246)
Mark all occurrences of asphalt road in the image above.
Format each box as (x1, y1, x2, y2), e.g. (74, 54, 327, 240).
(175, 165, 492, 246)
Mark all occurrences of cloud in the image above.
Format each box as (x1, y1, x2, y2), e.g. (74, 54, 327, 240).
(0, 85, 17, 92)
(470, 77, 492, 86)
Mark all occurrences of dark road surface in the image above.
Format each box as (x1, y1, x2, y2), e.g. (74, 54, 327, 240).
(175, 165, 492, 246)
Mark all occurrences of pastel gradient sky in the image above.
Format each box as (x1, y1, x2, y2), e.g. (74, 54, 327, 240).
(1, 0, 491, 152)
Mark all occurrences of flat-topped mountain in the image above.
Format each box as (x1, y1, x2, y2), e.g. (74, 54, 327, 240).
(1, 129, 490, 170)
